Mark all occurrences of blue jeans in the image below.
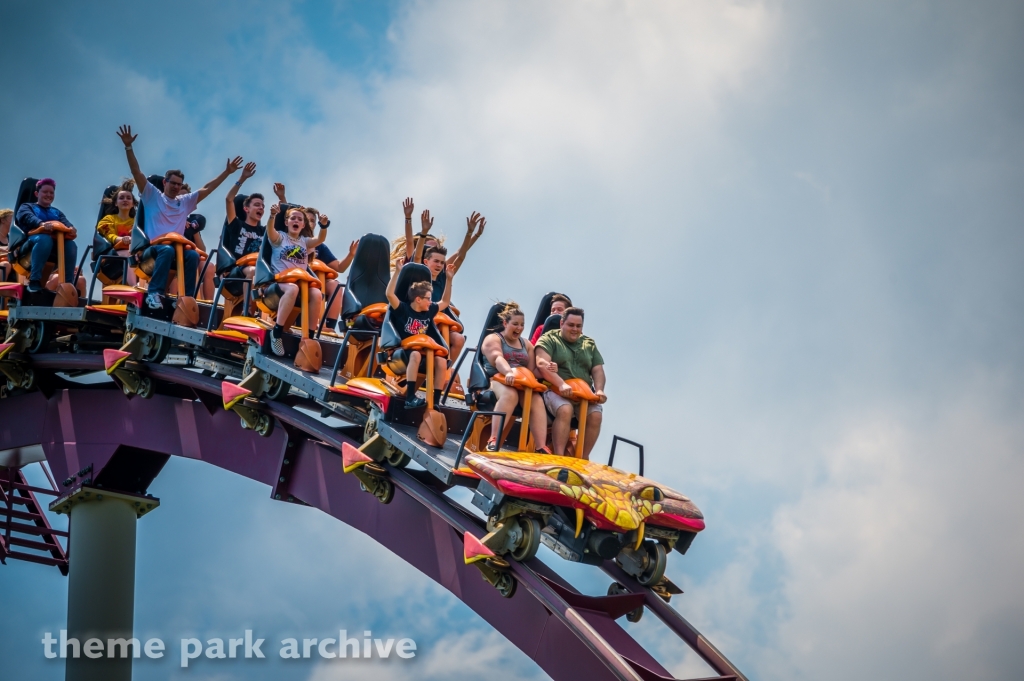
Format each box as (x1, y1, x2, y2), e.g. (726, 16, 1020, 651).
(147, 245, 199, 297)
(27, 233, 78, 283)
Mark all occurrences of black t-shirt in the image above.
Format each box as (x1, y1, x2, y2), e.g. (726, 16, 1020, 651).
(391, 301, 438, 339)
(227, 217, 265, 257)
(430, 271, 446, 302)
(315, 243, 337, 263)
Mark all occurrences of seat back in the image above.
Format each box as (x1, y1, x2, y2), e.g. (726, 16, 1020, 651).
(540, 313, 562, 337)
(340, 233, 391, 323)
(530, 291, 568, 340)
(216, 193, 249, 275)
(467, 302, 506, 399)
(7, 177, 39, 258)
(379, 263, 447, 352)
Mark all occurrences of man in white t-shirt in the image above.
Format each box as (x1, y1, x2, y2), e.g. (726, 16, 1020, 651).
(117, 124, 244, 309)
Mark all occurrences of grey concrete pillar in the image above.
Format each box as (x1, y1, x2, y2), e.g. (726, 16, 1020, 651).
(51, 488, 159, 681)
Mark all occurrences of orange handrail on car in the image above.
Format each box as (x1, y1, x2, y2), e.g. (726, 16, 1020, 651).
(564, 377, 599, 402)
(401, 333, 448, 358)
(360, 303, 388, 322)
(274, 267, 321, 288)
(236, 252, 258, 267)
(495, 367, 547, 393)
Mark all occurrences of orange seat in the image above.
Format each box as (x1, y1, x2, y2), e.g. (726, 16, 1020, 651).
(360, 303, 388, 322)
(400, 333, 448, 358)
(235, 252, 258, 267)
(309, 259, 338, 280)
(496, 366, 547, 392)
(274, 268, 321, 288)
(433, 313, 463, 333)
(564, 377, 599, 402)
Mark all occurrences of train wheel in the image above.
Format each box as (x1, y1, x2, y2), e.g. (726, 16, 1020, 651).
(637, 542, 667, 587)
(24, 321, 48, 354)
(136, 376, 154, 399)
(510, 517, 541, 562)
(140, 333, 169, 363)
(607, 582, 644, 622)
(7, 367, 35, 392)
(265, 376, 290, 401)
(495, 572, 517, 599)
(384, 445, 410, 469)
(255, 414, 274, 437)
(373, 478, 395, 504)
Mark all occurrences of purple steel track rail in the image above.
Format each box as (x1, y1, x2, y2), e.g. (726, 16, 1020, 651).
(1, 354, 747, 681)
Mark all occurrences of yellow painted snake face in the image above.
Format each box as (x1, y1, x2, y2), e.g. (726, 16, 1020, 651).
(463, 451, 705, 534)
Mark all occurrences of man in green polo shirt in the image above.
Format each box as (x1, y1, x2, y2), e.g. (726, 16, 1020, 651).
(534, 307, 607, 459)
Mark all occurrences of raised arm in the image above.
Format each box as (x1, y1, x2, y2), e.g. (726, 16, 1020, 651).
(386, 262, 402, 308)
(116, 125, 147, 190)
(335, 240, 359, 274)
(273, 183, 287, 204)
(265, 203, 282, 245)
(225, 162, 256, 223)
(438, 262, 454, 311)
(413, 209, 434, 263)
(196, 156, 244, 203)
(449, 212, 485, 274)
(402, 198, 415, 261)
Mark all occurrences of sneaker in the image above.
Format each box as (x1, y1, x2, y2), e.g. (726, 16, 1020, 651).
(145, 293, 163, 310)
(404, 396, 426, 409)
(270, 330, 285, 356)
(27, 280, 43, 294)
(485, 438, 499, 452)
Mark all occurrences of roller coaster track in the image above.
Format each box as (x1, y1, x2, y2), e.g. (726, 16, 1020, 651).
(1, 353, 747, 681)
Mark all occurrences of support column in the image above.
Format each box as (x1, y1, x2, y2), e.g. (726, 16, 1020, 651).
(51, 487, 159, 681)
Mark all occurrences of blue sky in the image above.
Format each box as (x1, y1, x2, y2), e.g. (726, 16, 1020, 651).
(2, 1, 1023, 679)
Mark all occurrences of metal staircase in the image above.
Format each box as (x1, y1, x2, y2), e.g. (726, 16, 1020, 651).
(0, 457, 69, 575)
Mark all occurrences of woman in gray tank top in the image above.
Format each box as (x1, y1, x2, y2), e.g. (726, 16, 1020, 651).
(263, 203, 329, 355)
(480, 301, 550, 452)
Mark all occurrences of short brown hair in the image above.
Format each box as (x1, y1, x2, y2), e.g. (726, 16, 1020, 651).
(0, 208, 14, 223)
(424, 245, 448, 261)
(164, 169, 185, 182)
(551, 293, 571, 307)
(562, 306, 584, 322)
(408, 281, 433, 300)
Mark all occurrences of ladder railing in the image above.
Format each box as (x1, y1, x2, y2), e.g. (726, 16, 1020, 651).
(0, 463, 69, 575)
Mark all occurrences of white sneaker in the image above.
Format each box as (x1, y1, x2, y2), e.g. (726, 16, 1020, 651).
(270, 332, 285, 356)
(145, 293, 163, 310)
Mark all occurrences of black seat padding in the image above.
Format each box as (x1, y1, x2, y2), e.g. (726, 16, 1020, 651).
(540, 313, 562, 337)
(465, 302, 506, 407)
(7, 177, 40, 259)
(530, 291, 568, 340)
(379, 262, 448, 354)
(340, 233, 391, 327)
(216, 193, 250, 275)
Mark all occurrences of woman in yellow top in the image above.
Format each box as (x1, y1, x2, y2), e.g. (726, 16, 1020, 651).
(96, 184, 137, 284)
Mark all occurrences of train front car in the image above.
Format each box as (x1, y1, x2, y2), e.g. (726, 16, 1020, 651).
(463, 449, 703, 591)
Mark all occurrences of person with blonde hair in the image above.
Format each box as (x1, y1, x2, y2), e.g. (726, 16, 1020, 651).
(480, 301, 549, 452)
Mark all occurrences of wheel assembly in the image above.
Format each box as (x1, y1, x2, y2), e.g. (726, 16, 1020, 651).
(510, 516, 541, 562)
(495, 571, 517, 598)
(255, 414, 274, 437)
(607, 582, 644, 622)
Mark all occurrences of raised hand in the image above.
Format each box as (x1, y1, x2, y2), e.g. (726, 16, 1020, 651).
(268, 203, 281, 218)
(116, 125, 137, 147)
(403, 197, 414, 219)
(348, 240, 359, 256)
(273, 183, 286, 201)
(225, 156, 244, 174)
(240, 162, 257, 181)
(446, 262, 456, 277)
(471, 215, 486, 242)
(318, 213, 329, 226)
(420, 209, 434, 234)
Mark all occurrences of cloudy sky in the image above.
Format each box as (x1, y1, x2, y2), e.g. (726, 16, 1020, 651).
(2, 0, 1023, 679)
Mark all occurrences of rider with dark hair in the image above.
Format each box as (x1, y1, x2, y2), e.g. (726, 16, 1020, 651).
(14, 178, 78, 293)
